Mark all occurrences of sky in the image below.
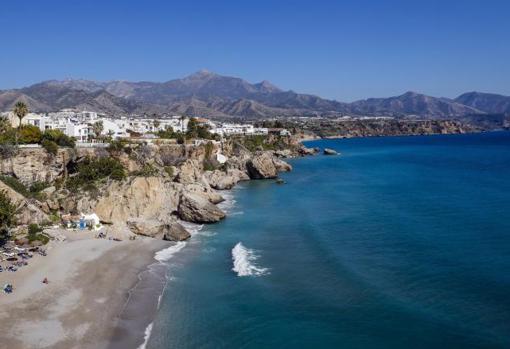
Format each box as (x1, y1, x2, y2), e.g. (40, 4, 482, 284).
(1, 0, 509, 102)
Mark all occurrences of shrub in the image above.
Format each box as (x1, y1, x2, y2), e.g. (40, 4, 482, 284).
(0, 190, 16, 241)
(203, 159, 216, 172)
(132, 163, 159, 177)
(42, 129, 76, 148)
(41, 139, 58, 155)
(29, 181, 49, 193)
(28, 223, 43, 236)
(0, 143, 18, 160)
(164, 166, 174, 178)
(18, 125, 43, 144)
(66, 156, 126, 190)
(157, 128, 177, 139)
(107, 139, 128, 155)
(0, 175, 30, 197)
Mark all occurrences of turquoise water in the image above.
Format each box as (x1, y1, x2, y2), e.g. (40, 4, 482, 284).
(147, 132, 510, 349)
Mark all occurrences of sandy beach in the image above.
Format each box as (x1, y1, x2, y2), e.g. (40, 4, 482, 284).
(0, 232, 169, 349)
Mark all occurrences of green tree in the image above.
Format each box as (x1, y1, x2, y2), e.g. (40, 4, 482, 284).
(0, 116, 11, 134)
(13, 101, 28, 146)
(13, 101, 28, 128)
(92, 121, 104, 141)
(153, 119, 160, 131)
(0, 190, 16, 242)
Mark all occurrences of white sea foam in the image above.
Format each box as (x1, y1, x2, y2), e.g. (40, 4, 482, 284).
(154, 241, 187, 262)
(232, 242, 269, 277)
(137, 322, 153, 349)
(218, 190, 236, 212)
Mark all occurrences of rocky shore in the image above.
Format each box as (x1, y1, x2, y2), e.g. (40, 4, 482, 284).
(0, 136, 314, 244)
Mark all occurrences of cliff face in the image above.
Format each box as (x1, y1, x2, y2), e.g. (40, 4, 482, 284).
(0, 140, 297, 240)
(291, 119, 479, 139)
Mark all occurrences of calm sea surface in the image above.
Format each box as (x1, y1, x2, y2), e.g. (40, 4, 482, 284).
(147, 131, 510, 349)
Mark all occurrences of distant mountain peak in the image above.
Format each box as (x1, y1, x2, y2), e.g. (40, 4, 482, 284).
(255, 80, 282, 93)
(187, 69, 217, 79)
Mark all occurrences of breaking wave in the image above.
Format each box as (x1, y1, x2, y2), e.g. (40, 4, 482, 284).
(232, 242, 269, 277)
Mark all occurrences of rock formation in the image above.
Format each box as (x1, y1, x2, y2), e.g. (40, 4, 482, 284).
(323, 148, 338, 155)
(178, 192, 226, 223)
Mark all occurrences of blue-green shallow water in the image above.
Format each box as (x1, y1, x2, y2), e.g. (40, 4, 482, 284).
(147, 131, 510, 349)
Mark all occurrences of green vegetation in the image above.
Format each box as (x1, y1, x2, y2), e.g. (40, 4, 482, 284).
(164, 166, 174, 178)
(18, 125, 42, 143)
(186, 118, 219, 140)
(0, 175, 49, 201)
(92, 120, 104, 140)
(66, 156, 126, 191)
(42, 129, 76, 148)
(237, 134, 289, 152)
(27, 223, 49, 245)
(202, 141, 217, 171)
(0, 190, 16, 242)
(132, 163, 159, 177)
(41, 139, 58, 155)
(107, 138, 130, 155)
(156, 127, 179, 139)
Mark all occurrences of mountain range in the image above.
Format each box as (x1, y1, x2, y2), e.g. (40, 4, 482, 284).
(1, 70, 509, 120)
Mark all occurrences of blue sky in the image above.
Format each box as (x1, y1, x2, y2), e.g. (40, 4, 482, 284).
(1, 0, 509, 101)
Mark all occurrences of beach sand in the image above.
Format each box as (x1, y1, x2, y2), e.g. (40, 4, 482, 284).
(0, 234, 169, 349)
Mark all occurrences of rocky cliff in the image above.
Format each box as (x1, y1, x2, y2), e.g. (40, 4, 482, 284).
(0, 139, 302, 241)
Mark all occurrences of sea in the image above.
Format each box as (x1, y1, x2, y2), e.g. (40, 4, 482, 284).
(142, 131, 510, 349)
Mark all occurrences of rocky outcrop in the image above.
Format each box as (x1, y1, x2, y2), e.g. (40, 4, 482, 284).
(127, 219, 191, 241)
(298, 146, 319, 156)
(178, 192, 226, 223)
(245, 152, 292, 179)
(0, 148, 70, 185)
(176, 159, 203, 184)
(184, 183, 224, 204)
(273, 157, 292, 172)
(203, 169, 249, 190)
(163, 222, 191, 241)
(0, 180, 48, 225)
(246, 152, 279, 179)
(127, 219, 164, 237)
(94, 177, 180, 225)
(323, 148, 338, 155)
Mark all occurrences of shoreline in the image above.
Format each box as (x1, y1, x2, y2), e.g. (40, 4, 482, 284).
(0, 234, 169, 349)
(126, 189, 237, 348)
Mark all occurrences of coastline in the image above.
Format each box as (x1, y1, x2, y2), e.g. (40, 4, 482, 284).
(126, 190, 237, 349)
(0, 235, 169, 349)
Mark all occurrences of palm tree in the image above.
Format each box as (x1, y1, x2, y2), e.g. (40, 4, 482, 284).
(92, 121, 104, 142)
(13, 101, 28, 145)
(180, 115, 186, 132)
(13, 101, 28, 128)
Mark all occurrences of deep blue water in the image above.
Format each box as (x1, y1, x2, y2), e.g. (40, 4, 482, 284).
(147, 131, 510, 349)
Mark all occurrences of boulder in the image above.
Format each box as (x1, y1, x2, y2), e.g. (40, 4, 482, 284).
(246, 152, 278, 179)
(203, 169, 249, 190)
(323, 148, 339, 155)
(127, 219, 164, 238)
(298, 146, 319, 156)
(184, 183, 224, 204)
(273, 158, 292, 172)
(163, 222, 191, 241)
(274, 149, 292, 158)
(178, 192, 226, 223)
